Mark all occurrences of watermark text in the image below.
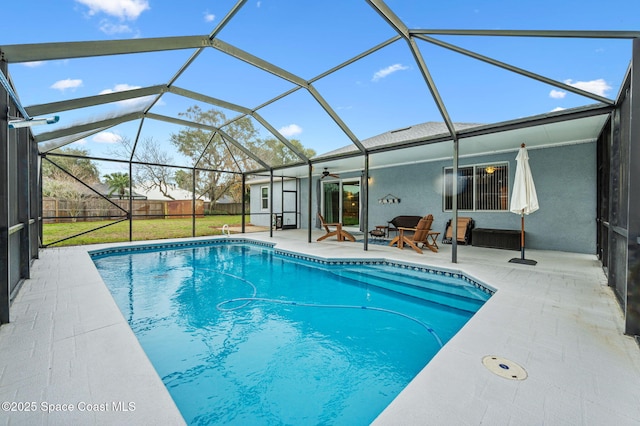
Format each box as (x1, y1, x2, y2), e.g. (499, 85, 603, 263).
(2, 401, 136, 413)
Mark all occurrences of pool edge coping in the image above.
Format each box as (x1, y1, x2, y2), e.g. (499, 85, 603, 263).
(89, 237, 496, 297)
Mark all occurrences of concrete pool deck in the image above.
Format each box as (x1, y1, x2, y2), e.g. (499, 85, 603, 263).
(1, 230, 639, 425)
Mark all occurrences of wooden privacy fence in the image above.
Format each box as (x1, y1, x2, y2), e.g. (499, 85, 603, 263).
(43, 198, 245, 223)
(166, 200, 204, 219)
(204, 201, 246, 215)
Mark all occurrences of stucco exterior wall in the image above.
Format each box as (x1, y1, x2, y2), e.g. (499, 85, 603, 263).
(249, 179, 299, 228)
(251, 142, 596, 254)
(249, 183, 271, 227)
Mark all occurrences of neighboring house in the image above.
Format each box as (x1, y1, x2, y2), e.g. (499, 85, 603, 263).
(93, 182, 147, 200)
(133, 184, 210, 202)
(214, 194, 236, 204)
(250, 115, 600, 254)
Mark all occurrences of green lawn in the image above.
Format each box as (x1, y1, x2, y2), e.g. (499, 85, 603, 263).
(43, 215, 250, 247)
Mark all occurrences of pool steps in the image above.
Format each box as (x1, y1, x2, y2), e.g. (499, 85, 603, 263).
(332, 268, 488, 314)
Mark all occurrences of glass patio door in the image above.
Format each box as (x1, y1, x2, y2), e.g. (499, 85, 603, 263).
(341, 181, 360, 227)
(322, 179, 360, 228)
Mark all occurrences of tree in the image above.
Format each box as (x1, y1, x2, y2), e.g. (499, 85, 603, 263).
(42, 147, 100, 184)
(103, 172, 130, 199)
(41, 147, 102, 220)
(251, 138, 315, 167)
(42, 179, 96, 222)
(174, 169, 192, 194)
(170, 106, 260, 203)
(110, 136, 177, 200)
(171, 106, 317, 203)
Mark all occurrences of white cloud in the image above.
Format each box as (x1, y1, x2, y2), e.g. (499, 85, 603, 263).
(75, 0, 150, 20)
(279, 124, 303, 137)
(551, 107, 566, 112)
(204, 12, 215, 22)
(22, 61, 44, 68)
(564, 78, 611, 97)
(99, 21, 132, 34)
(50, 78, 83, 91)
(99, 83, 141, 95)
(93, 132, 122, 144)
(372, 64, 409, 82)
(549, 89, 566, 99)
(100, 83, 156, 110)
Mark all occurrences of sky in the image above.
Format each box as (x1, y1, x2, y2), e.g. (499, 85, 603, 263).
(2, 0, 639, 174)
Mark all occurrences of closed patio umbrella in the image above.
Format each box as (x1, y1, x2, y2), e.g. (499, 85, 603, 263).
(509, 143, 539, 265)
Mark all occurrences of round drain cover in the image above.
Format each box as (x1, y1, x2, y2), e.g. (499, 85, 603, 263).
(482, 356, 527, 380)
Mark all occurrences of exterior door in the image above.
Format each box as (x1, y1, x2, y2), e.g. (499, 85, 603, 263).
(322, 179, 360, 227)
(341, 181, 360, 227)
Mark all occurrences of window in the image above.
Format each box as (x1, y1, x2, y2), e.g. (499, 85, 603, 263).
(443, 163, 509, 211)
(261, 186, 269, 210)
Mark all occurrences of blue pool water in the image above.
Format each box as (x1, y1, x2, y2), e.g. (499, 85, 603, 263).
(91, 241, 492, 425)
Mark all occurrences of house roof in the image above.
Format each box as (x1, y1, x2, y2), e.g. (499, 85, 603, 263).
(92, 182, 147, 200)
(316, 122, 483, 158)
(133, 185, 211, 202)
(270, 102, 612, 179)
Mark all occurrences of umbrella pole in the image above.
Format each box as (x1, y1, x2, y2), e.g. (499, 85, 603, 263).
(520, 212, 525, 260)
(509, 210, 537, 265)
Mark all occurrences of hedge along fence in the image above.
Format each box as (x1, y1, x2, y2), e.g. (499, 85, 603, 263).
(42, 198, 245, 223)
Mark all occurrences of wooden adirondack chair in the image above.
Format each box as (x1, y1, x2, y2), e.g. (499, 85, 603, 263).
(388, 214, 439, 253)
(317, 213, 356, 242)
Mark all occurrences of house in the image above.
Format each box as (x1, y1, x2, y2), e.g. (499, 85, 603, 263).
(132, 184, 210, 202)
(249, 176, 300, 229)
(250, 108, 604, 255)
(95, 182, 147, 200)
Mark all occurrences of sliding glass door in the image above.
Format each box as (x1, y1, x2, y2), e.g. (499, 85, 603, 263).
(322, 182, 340, 223)
(322, 179, 360, 227)
(341, 181, 360, 227)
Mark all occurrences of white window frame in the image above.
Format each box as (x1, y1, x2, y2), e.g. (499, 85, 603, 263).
(260, 186, 269, 211)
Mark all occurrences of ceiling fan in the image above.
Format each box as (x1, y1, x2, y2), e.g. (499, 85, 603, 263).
(321, 167, 340, 179)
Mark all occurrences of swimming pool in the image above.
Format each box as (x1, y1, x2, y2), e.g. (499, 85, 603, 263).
(91, 240, 493, 425)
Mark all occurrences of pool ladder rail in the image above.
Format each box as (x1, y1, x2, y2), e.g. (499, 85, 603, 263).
(222, 224, 231, 237)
